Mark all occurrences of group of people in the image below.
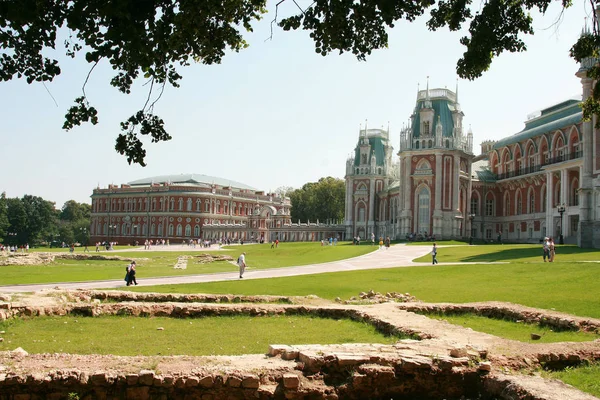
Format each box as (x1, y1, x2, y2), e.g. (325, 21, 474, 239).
(0, 243, 29, 253)
(320, 237, 337, 246)
(542, 237, 557, 262)
(378, 236, 391, 249)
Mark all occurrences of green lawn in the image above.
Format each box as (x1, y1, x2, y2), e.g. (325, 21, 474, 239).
(426, 313, 599, 343)
(0, 242, 375, 285)
(0, 314, 403, 356)
(543, 363, 600, 398)
(413, 243, 600, 263)
(130, 261, 600, 319)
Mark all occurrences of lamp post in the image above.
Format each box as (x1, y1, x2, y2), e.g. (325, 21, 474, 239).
(107, 224, 117, 250)
(468, 214, 475, 245)
(557, 204, 566, 245)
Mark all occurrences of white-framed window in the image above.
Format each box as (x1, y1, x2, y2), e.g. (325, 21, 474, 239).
(194, 225, 200, 237)
(418, 187, 430, 234)
(168, 224, 174, 236)
(178, 198, 183, 210)
(470, 196, 479, 215)
(187, 198, 192, 211)
(176, 224, 182, 236)
(485, 198, 494, 217)
(170, 199, 175, 211)
(185, 224, 191, 236)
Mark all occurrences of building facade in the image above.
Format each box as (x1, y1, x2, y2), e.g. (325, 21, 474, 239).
(344, 69, 600, 248)
(90, 174, 345, 245)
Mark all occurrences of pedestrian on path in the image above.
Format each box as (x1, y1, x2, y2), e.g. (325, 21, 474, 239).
(432, 243, 438, 265)
(237, 252, 246, 278)
(126, 261, 138, 286)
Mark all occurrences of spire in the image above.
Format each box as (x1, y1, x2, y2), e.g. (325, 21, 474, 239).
(455, 78, 459, 104)
(423, 76, 432, 108)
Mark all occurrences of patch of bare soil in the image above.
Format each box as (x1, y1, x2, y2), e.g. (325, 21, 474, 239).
(0, 253, 147, 266)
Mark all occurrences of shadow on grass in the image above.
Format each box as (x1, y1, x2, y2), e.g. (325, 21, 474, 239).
(458, 245, 600, 263)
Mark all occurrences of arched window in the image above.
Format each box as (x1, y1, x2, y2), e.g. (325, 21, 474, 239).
(170, 198, 175, 211)
(423, 121, 430, 136)
(168, 224, 174, 236)
(503, 192, 510, 216)
(358, 206, 365, 222)
(196, 199, 201, 211)
(516, 192, 522, 215)
(415, 141, 420, 149)
(485, 196, 495, 217)
(121, 223, 127, 235)
(178, 198, 183, 210)
(176, 224, 182, 236)
(216, 201, 221, 213)
(151, 223, 156, 235)
(187, 198, 192, 211)
(528, 189, 535, 214)
(418, 186, 430, 234)
(571, 178, 579, 206)
(103, 223, 107, 235)
(157, 223, 162, 236)
(541, 186, 547, 212)
(205, 200, 210, 212)
(194, 225, 200, 237)
(185, 224, 191, 236)
(470, 195, 479, 215)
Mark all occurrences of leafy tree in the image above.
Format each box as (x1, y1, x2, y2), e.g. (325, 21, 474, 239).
(21, 195, 57, 245)
(5, 198, 27, 245)
(0, 192, 8, 239)
(60, 200, 91, 222)
(0, 0, 584, 165)
(289, 177, 345, 222)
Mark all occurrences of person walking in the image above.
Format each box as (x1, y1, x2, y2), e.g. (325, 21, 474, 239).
(542, 237, 550, 262)
(432, 243, 438, 265)
(237, 252, 246, 279)
(549, 237, 556, 262)
(126, 261, 138, 286)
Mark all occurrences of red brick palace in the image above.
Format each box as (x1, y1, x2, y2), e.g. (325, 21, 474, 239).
(90, 174, 345, 245)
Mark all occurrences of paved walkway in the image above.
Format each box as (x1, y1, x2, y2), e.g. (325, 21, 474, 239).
(0, 244, 435, 293)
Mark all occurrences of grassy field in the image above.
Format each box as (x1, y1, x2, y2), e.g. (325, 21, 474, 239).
(426, 313, 599, 343)
(0, 242, 375, 285)
(0, 314, 404, 356)
(413, 243, 600, 263)
(130, 260, 600, 319)
(543, 363, 600, 398)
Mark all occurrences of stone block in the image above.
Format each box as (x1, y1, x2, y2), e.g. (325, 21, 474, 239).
(282, 350, 299, 360)
(227, 376, 242, 388)
(268, 344, 294, 357)
(450, 348, 468, 358)
(90, 373, 108, 385)
(241, 374, 260, 389)
(478, 362, 492, 372)
(351, 373, 370, 389)
(198, 375, 214, 388)
(336, 354, 370, 367)
(185, 376, 200, 387)
(126, 374, 139, 385)
(152, 376, 163, 386)
(282, 373, 300, 389)
(174, 377, 186, 388)
(138, 370, 154, 386)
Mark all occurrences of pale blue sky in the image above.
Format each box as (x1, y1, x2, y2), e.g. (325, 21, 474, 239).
(0, 1, 592, 208)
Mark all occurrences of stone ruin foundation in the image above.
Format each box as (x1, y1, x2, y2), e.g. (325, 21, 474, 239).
(0, 290, 599, 400)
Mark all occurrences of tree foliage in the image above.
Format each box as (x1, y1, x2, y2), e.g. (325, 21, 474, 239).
(1, 196, 90, 246)
(0, 0, 586, 165)
(288, 177, 345, 223)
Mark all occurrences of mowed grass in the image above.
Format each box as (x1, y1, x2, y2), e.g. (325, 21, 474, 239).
(543, 363, 600, 398)
(131, 261, 600, 319)
(413, 243, 600, 263)
(0, 315, 402, 356)
(426, 314, 599, 343)
(0, 242, 374, 285)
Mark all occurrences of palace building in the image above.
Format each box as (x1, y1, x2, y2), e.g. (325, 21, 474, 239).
(89, 174, 345, 245)
(345, 63, 600, 247)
